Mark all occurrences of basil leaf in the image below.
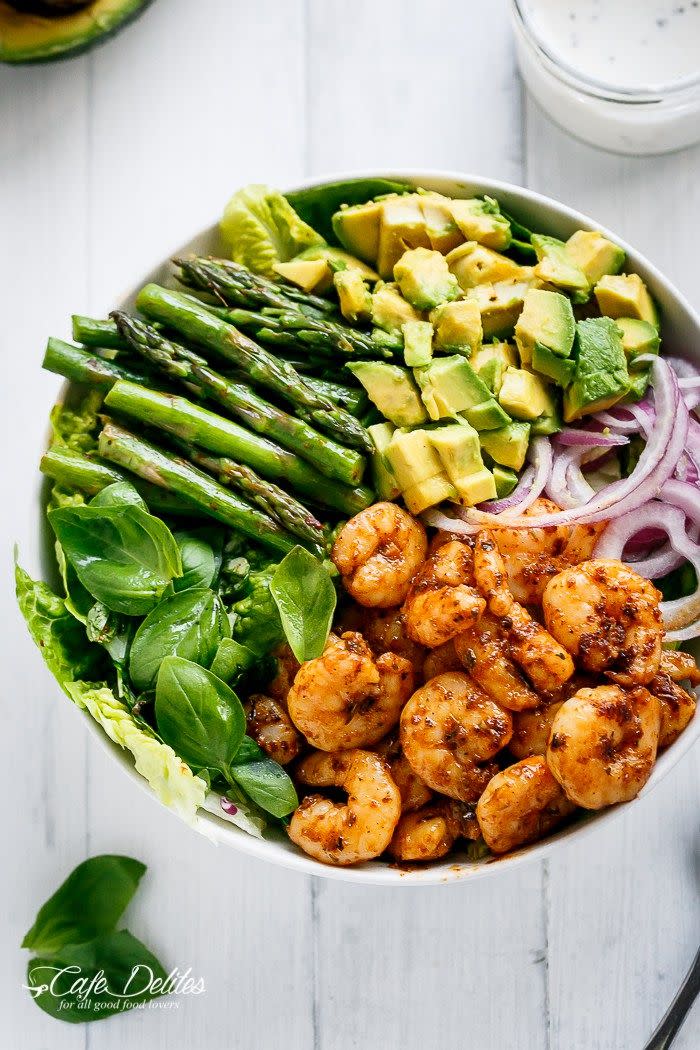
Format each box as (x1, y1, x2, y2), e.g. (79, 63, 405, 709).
(155, 656, 246, 776)
(22, 855, 145, 955)
(172, 526, 226, 593)
(90, 481, 147, 510)
(48, 503, 182, 616)
(129, 588, 230, 692)
(26, 930, 166, 1022)
(270, 546, 336, 663)
(55, 542, 94, 624)
(230, 759, 298, 819)
(86, 602, 134, 668)
(232, 735, 266, 765)
(209, 638, 255, 684)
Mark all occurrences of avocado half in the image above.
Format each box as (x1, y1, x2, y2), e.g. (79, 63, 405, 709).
(0, 0, 154, 64)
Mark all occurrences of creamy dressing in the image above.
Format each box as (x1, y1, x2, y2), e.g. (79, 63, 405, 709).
(522, 0, 700, 93)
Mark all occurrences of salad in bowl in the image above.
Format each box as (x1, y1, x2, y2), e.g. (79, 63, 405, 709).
(18, 173, 700, 880)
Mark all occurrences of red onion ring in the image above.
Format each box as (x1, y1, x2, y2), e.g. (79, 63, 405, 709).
(480, 466, 535, 514)
(556, 429, 628, 447)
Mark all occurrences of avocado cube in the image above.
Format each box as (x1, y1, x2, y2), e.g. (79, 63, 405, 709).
(377, 196, 431, 278)
(514, 288, 575, 365)
(332, 200, 383, 265)
(493, 465, 519, 498)
(498, 367, 552, 421)
(468, 279, 531, 340)
(532, 235, 590, 302)
(386, 428, 457, 513)
(594, 273, 659, 328)
(414, 355, 491, 421)
(403, 475, 459, 515)
(565, 230, 625, 284)
(402, 320, 434, 367)
(371, 283, 421, 334)
(471, 341, 519, 394)
(428, 422, 497, 506)
(419, 192, 465, 254)
(563, 317, 630, 422)
(431, 299, 483, 355)
(347, 361, 427, 427)
(446, 242, 526, 290)
(367, 422, 401, 500)
(333, 269, 372, 323)
(531, 343, 576, 386)
(479, 421, 531, 471)
(297, 245, 379, 281)
(622, 367, 652, 404)
(454, 468, 498, 506)
(273, 258, 332, 293)
(394, 247, 460, 311)
(615, 317, 661, 363)
(449, 197, 511, 250)
(464, 398, 512, 431)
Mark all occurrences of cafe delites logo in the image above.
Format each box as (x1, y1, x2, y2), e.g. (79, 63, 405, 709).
(24, 961, 205, 1015)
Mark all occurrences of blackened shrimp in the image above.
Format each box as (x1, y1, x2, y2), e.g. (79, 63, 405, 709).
(402, 540, 486, 649)
(476, 756, 575, 854)
(332, 502, 427, 608)
(387, 800, 480, 863)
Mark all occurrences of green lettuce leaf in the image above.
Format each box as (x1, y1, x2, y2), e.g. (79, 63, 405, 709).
(220, 184, 325, 275)
(47, 391, 104, 508)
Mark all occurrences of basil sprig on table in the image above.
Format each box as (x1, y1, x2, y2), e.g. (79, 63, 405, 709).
(270, 545, 336, 662)
(22, 855, 168, 1023)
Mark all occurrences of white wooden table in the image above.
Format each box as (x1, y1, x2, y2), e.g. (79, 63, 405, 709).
(1, 2, 698, 1047)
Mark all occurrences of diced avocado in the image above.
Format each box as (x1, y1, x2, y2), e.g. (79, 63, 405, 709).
(493, 466, 519, 498)
(531, 343, 576, 386)
(498, 367, 552, 421)
(402, 320, 434, 367)
(371, 283, 422, 334)
(563, 317, 630, 422)
(565, 230, 625, 284)
(532, 235, 590, 301)
(367, 422, 401, 500)
(464, 399, 512, 431)
(471, 341, 519, 394)
(386, 428, 457, 514)
(394, 247, 460, 311)
(595, 273, 659, 328)
(615, 317, 661, 362)
(0, 0, 152, 64)
(428, 422, 497, 506)
(514, 288, 575, 366)
(419, 192, 465, 254)
(332, 200, 383, 265)
(468, 279, 532, 340)
(415, 355, 492, 421)
(479, 421, 531, 471)
(431, 299, 483, 356)
(273, 258, 332, 293)
(622, 368, 652, 404)
(446, 242, 526, 290)
(377, 195, 431, 278)
(530, 384, 563, 435)
(334, 269, 372, 323)
(297, 245, 379, 281)
(449, 197, 511, 250)
(346, 362, 427, 427)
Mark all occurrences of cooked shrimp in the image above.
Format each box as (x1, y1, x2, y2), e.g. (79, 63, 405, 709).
(287, 632, 414, 751)
(245, 694, 303, 765)
(388, 800, 480, 862)
(648, 672, 697, 748)
(492, 498, 603, 606)
(375, 732, 433, 812)
(359, 606, 426, 673)
(473, 531, 574, 690)
(403, 540, 486, 649)
(400, 672, 513, 802)
(660, 649, 700, 686)
(508, 701, 563, 760)
(476, 756, 575, 854)
(547, 685, 661, 809)
(453, 612, 541, 711)
(542, 561, 663, 686)
(332, 502, 428, 608)
(422, 639, 463, 680)
(267, 643, 301, 703)
(289, 749, 401, 865)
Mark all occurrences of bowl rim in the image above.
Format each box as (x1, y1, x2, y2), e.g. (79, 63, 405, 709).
(39, 166, 700, 886)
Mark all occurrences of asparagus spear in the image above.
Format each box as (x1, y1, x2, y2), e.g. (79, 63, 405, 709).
(43, 337, 151, 389)
(176, 256, 335, 317)
(136, 284, 373, 453)
(111, 312, 364, 486)
(104, 380, 373, 516)
(40, 445, 191, 515)
(302, 376, 369, 417)
(98, 423, 299, 555)
(72, 315, 128, 350)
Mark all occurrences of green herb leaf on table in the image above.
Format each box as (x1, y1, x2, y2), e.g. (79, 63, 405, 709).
(22, 855, 146, 955)
(229, 759, 298, 819)
(48, 502, 182, 616)
(270, 546, 336, 662)
(155, 656, 246, 778)
(129, 588, 230, 692)
(172, 525, 225, 593)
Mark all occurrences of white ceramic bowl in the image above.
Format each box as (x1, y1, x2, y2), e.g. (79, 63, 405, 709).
(40, 170, 700, 885)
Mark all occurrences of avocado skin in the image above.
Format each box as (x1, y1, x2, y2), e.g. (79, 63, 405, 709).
(0, 0, 154, 64)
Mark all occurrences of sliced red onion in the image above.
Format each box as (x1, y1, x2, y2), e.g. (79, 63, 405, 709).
(422, 507, 476, 535)
(480, 466, 535, 513)
(675, 451, 700, 485)
(665, 355, 700, 380)
(593, 408, 645, 434)
(557, 428, 628, 447)
(546, 447, 592, 509)
(220, 798, 238, 816)
(459, 435, 552, 521)
(660, 478, 700, 520)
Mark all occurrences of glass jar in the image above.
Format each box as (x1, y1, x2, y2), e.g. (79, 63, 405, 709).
(511, 0, 700, 155)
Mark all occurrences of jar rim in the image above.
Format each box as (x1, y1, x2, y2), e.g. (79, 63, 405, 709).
(512, 0, 700, 104)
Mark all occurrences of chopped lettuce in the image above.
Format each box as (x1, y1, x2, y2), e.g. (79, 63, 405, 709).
(65, 682, 207, 825)
(47, 392, 103, 508)
(220, 184, 325, 276)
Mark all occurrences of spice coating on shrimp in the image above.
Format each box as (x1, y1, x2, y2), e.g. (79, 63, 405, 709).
(245, 694, 303, 766)
(402, 540, 486, 649)
(453, 612, 541, 711)
(648, 671, 696, 748)
(388, 800, 480, 863)
(332, 502, 428, 608)
(476, 756, 575, 854)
